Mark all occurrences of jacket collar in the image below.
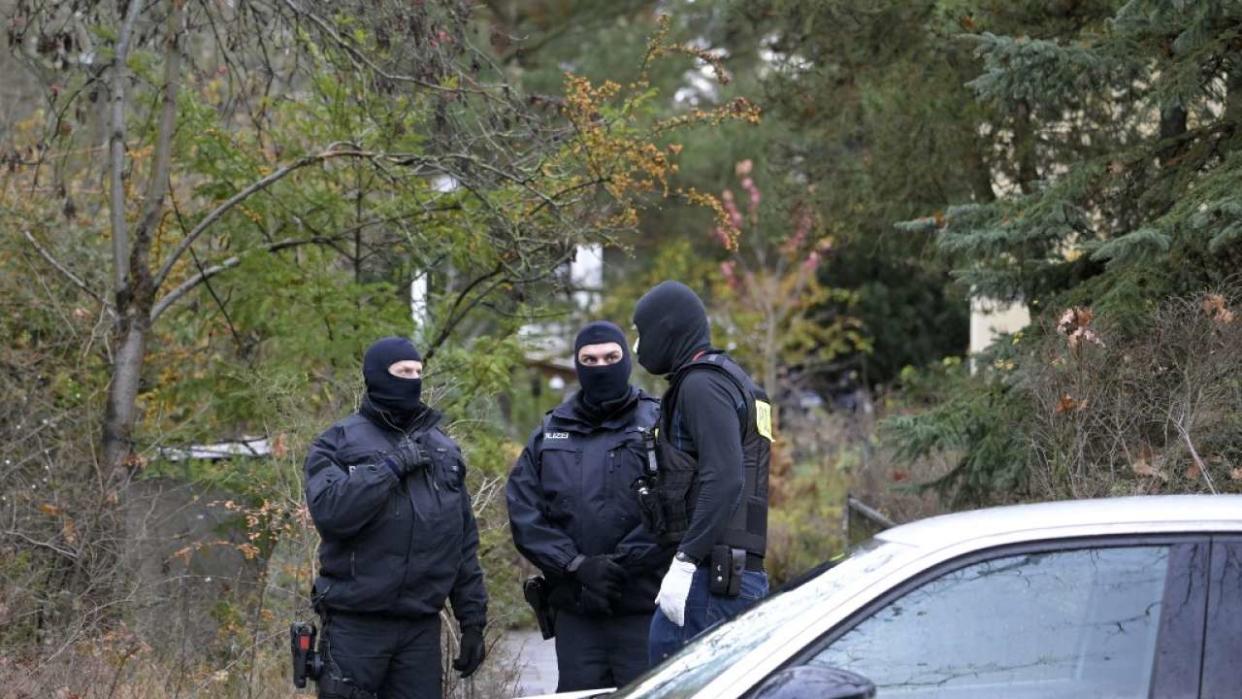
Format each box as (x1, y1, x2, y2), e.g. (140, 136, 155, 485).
(359, 395, 443, 434)
(548, 388, 641, 433)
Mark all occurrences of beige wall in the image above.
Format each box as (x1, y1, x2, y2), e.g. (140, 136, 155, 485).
(970, 295, 1030, 367)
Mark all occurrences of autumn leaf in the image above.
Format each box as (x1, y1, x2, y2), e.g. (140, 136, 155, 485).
(272, 432, 288, 459)
(173, 546, 194, 564)
(1201, 293, 1235, 324)
(1185, 462, 1201, 481)
(1131, 449, 1168, 481)
(39, 503, 63, 517)
(1055, 394, 1087, 414)
(1230, 468, 1242, 481)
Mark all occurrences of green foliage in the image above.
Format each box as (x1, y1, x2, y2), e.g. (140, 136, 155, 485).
(882, 359, 1028, 506)
(766, 456, 848, 584)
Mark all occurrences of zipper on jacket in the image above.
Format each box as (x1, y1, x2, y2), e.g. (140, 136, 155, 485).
(395, 430, 423, 522)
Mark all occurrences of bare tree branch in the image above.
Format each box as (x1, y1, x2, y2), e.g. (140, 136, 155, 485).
(280, 0, 494, 97)
(151, 236, 347, 321)
(1172, 411, 1218, 494)
(4, 529, 78, 560)
(21, 229, 113, 312)
(151, 147, 394, 292)
(130, 1, 187, 293)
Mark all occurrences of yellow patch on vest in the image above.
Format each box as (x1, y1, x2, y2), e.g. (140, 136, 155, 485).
(755, 400, 773, 441)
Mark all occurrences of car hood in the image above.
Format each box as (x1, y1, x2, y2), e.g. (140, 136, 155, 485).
(515, 690, 615, 699)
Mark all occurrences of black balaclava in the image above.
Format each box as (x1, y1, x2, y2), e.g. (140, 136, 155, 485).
(632, 281, 711, 376)
(362, 337, 423, 420)
(574, 321, 633, 414)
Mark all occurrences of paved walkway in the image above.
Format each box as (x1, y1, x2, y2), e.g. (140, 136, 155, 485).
(501, 629, 559, 697)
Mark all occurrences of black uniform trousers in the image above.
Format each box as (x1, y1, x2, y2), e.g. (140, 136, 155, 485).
(320, 611, 441, 699)
(554, 611, 651, 692)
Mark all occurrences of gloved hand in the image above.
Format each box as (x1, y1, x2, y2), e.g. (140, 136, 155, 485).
(383, 440, 430, 478)
(453, 625, 486, 678)
(579, 586, 613, 616)
(571, 555, 626, 600)
(655, 557, 697, 627)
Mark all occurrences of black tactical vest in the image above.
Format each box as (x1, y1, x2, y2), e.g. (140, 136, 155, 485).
(639, 352, 772, 556)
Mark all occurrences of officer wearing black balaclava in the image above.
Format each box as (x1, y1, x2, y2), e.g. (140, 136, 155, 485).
(507, 321, 671, 691)
(303, 337, 487, 699)
(631, 281, 773, 663)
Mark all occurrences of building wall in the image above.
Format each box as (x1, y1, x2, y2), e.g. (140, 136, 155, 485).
(970, 295, 1030, 365)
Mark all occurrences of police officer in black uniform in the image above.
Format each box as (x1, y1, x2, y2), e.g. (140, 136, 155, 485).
(507, 321, 670, 691)
(304, 337, 487, 699)
(631, 281, 773, 662)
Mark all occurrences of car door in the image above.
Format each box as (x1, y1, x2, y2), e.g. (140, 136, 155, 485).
(758, 536, 1210, 699)
(1202, 536, 1242, 698)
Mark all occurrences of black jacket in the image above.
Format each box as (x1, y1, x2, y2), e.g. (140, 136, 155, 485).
(304, 405, 487, 628)
(507, 390, 671, 616)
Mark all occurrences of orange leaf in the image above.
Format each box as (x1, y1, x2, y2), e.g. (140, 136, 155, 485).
(172, 546, 194, 564)
(272, 433, 288, 459)
(39, 503, 62, 517)
(1131, 456, 1167, 481)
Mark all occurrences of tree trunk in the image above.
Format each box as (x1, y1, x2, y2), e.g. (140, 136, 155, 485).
(102, 313, 149, 481)
(101, 0, 183, 481)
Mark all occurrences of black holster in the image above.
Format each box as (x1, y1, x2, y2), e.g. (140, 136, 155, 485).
(523, 575, 557, 639)
(291, 621, 323, 689)
(291, 616, 378, 699)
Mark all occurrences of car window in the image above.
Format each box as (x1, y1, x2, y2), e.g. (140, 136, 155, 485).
(612, 539, 909, 699)
(807, 546, 1172, 699)
(1202, 539, 1242, 697)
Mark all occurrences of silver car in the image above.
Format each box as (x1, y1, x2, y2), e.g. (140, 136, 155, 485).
(526, 494, 1242, 699)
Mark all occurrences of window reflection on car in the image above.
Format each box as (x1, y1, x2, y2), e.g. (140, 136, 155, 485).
(811, 546, 1169, 698)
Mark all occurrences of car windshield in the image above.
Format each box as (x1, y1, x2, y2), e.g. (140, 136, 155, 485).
(610, 538, 908, 699)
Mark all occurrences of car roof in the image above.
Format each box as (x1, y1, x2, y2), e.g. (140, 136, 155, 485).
(877, 494, 1242, 549)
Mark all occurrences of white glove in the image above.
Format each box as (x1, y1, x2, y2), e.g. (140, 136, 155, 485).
(655, 557, 698, 627)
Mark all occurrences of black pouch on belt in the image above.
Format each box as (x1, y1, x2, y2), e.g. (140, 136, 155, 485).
(710, 545, 746, 597)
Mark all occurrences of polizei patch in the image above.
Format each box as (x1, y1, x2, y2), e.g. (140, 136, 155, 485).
(544, 432, 570, 440)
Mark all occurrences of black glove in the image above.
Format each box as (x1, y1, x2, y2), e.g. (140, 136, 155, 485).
(579, 586, 613, 616)
(453, 625, 486, 678)
(384, 440, 430, 477)
(572, 555, 625, 600)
